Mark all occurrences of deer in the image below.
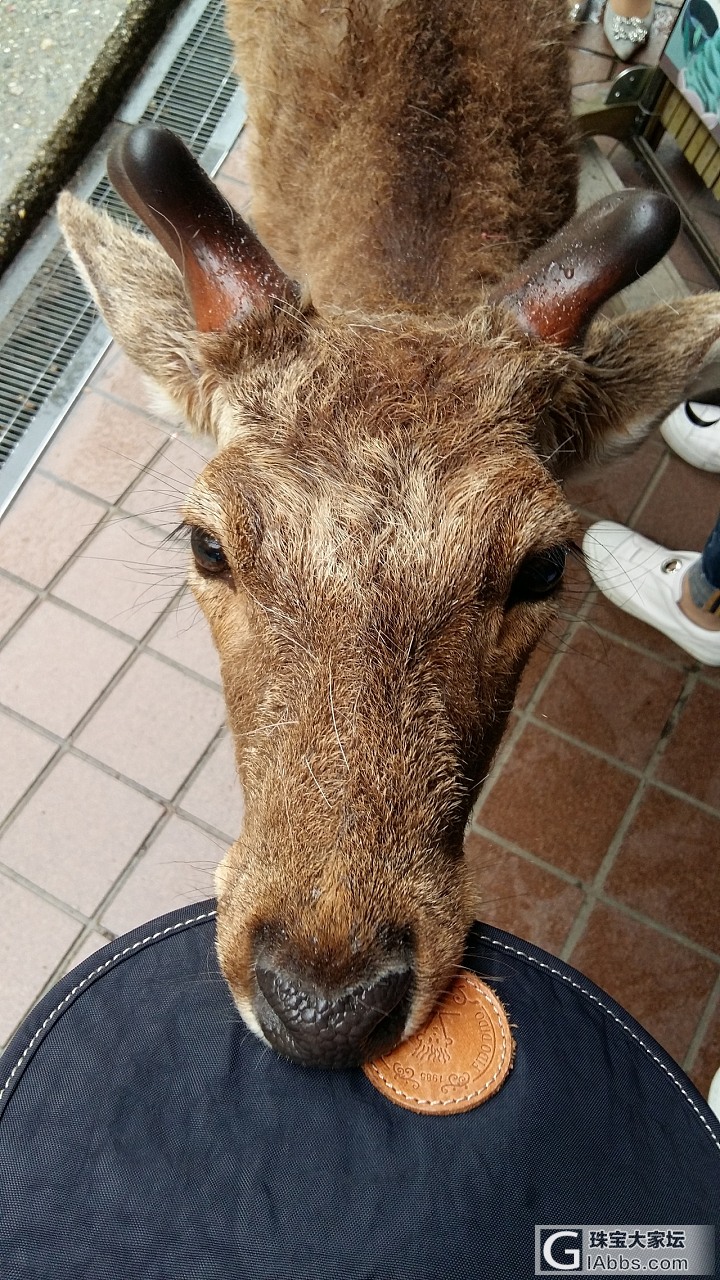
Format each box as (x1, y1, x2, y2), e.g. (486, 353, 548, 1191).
(57, 0, 720, 1071)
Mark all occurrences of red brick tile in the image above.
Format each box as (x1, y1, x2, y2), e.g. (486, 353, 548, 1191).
(605, 786, 720, 953)
(560, 538, 595, 618)
(0, 754, 162, 915)
(586, 589, 692, 662)
(635, 454, 720, 555)
(513, 629, 564, 710)
(519, 541, 593, 687)
(535, 624, 685, 768)
(570, 903, 718, 1064)
(476, 722, 637, 879)
(655, 680, 720, 809)
(0, 600, 132, 737)
(564, 435, 664, 523)
(465, 832, 584, 954)
(42, 391, 167, 503)
(690, 995, 720, 1099)
(0, 474, 104, 589)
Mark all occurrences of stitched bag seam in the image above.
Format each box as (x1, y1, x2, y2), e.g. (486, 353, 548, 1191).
(0, 909, 217, 1106)
(478, 933, 720, 1155)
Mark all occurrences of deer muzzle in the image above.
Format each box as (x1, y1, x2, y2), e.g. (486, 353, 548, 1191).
(253, 946, 415, 1068)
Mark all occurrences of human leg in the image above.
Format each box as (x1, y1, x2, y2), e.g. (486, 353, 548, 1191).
(681, 513, 720, 632)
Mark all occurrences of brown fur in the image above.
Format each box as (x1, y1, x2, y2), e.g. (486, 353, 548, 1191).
(57, 0, 720, 1065)
(227, 0, 578, 312)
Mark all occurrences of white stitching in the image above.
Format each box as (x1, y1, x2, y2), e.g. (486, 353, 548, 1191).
(365, 975, 513, 1110)
(0, 910, 217, 1106)
(3, 919, 717, 1154)
(478, 933, 720, 1155)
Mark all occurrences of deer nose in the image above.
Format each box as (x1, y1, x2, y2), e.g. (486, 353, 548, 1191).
(254, 960, 414, 1068)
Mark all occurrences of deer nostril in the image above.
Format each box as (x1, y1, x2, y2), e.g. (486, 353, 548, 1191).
(254, 962, 414, 1069)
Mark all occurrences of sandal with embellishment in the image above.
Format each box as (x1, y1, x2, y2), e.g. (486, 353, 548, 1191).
(603, 0, 654, 59)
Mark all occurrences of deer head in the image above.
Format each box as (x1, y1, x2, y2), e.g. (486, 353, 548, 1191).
(58, 127, 720, 1068)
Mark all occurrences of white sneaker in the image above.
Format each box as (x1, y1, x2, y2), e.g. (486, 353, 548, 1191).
(582, 521, 720, 666)
(660, 401, 720, 473)
(603, 0, 654, 59)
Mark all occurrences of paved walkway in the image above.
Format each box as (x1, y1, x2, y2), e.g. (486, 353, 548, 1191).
(1, 1, 719, 1100)
(0, 0, 178, 268)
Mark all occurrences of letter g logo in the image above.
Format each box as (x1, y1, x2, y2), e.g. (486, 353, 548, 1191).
(542, 1230, 582, 1271)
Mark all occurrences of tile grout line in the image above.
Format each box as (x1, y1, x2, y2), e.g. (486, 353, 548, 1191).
(0, 422, 228, 842)
(524, 707, 720, 822)
(0, 716, 235, 1048)
(0, 702, 233, 851)
(555, 415, 705, 962)
(0, 428, 179, 652)
(576, 611, 693, 672)
(0, 560, 223, 698)
(0, 864, 101, 930)
(471, 820, 720, 966)
(75, 728, 227, 932)
(0, 717, 235, 936)
(471, 821, 585, 888)
(470, 580, 600, 820)
(0, 597, 223, 845)
(559, 665, 701, 962)
(683, 972, 720, 1079)
(627, 449, 671, 531)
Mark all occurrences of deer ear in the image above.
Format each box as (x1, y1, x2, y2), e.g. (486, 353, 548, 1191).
(58, 127, 301, 430)
(58, 190, 206, 423)
(106, 125, 299, 330)
(495, 191, 682, 347)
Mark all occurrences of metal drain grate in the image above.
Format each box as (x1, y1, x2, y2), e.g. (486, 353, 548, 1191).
(136, 0, 237, 152)
(0, 251, 98, 468)
(0, 0, 245, 515)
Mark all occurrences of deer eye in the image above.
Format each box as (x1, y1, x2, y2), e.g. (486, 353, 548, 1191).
(190, 526, 229, 576)
(507, 546, 566, 607)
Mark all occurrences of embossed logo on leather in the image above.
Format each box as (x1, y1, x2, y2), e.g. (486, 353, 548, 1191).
(363, 972, 514, 1115)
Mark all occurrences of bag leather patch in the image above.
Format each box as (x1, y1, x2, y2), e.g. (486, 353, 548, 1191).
(363, 971, 514, 1115)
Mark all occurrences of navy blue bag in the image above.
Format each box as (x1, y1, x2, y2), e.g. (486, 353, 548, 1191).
(1, 901, 718, 1279)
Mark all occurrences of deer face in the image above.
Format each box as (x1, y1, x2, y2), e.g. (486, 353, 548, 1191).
(183, 319, 577, 1063)
(59, 127, 720, 1066)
